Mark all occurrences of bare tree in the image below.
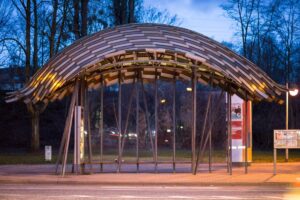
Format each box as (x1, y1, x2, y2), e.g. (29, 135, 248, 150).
(0, 1, 13, 65)
(140, 6, 180, 25)
(49, 0, 58, 58)
(274, 0, 300, 84)
(222, 0, 256, 58)
(33, 0, 38, 72)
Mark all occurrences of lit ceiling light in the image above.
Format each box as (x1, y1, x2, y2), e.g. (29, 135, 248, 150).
(166, 129, 171, 133)
(160, 99, 166, 103)
(186, 87, 192, 92)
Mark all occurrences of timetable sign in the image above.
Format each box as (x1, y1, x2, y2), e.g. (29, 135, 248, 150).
(274, 130, 300, 149)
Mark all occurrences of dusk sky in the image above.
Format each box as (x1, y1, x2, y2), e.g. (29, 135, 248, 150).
(144, 0, 236, 42)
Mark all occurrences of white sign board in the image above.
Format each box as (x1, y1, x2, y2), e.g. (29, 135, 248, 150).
(274, 130, 300, 149)
(45, 145, 52, 161)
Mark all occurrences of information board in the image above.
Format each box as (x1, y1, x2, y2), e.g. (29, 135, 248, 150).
(274, 130, 300, 149)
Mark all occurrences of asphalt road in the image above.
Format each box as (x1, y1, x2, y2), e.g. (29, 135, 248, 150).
(0, 184, 300, 200)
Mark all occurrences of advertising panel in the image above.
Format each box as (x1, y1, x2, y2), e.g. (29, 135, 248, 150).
(230, 94, 252, 163)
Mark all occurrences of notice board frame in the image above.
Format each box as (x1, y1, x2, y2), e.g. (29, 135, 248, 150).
(273, 129, 300, 175)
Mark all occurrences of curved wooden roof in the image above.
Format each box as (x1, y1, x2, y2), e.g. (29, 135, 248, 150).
(6, 23, 285, 103)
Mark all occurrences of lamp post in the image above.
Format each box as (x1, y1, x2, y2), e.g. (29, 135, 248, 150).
(285, 84, 298, 162)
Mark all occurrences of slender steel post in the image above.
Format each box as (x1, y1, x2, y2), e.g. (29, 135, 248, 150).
(273, 147, 277, 175)
(208, 95, 212, 173)
(226, 93, 229, 173)
(191, 67, 197, 173)
(227, 93, 232, 175)
(172, 77, 176, 173)
(285, 82, 289, 162)
(85, 84, 93, 173)
(74, 105, 81, 174)
(100, 75, 104, 172)
(117, 71, 122, 173)
(154, 69, 158, 173)
(73, 85, 80, 175)
(136, 73, 140, 172)
(244, 99, 248, 174)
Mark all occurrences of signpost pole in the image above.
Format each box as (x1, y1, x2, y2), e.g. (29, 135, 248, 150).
(273, 145, 277, 175)
(245, 100, 248, 174)
(286, 83, 289, 162)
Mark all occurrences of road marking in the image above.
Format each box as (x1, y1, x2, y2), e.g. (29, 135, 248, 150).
(118, 196, 166, 199)
(69, 195, 95, 198)
(262, 196, 283, 199)
(169, 196, 198, 199)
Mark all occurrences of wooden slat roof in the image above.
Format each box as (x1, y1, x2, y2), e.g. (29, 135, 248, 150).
(6, 23, 286, 104)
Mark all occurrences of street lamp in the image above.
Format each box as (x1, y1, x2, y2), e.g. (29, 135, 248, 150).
(285, 86, 298, 162)
(289, 88, 298, 97)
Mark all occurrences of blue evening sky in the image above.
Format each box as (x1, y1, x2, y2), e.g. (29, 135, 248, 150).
(144, 0, 236, 42)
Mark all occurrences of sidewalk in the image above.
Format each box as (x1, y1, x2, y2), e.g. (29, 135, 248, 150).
(0, 163, 300, 186)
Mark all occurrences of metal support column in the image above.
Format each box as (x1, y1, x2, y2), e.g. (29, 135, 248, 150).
(273, 148, 277, 175)
(244, 99, 248, 174)
(100, 76, 104, 172)
(154, 69, 158, 172)
(136, 73, 140, 172)
(85, 84, 93, 173)
(227, 93, 232, 175)
(191, 67, 197, 173)
(208, 95, 212, 173)
(172, 77, 176, 173)
(285, 82, 289, 162)
(117, 71, 122, 173)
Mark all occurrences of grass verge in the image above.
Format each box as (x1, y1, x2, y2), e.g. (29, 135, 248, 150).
(1, 148, 300, 165)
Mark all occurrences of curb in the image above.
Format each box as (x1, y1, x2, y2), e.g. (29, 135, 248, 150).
(0, 179, 294, 187)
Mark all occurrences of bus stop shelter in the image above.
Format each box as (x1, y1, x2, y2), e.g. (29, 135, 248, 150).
(6, 23, 286, 175)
